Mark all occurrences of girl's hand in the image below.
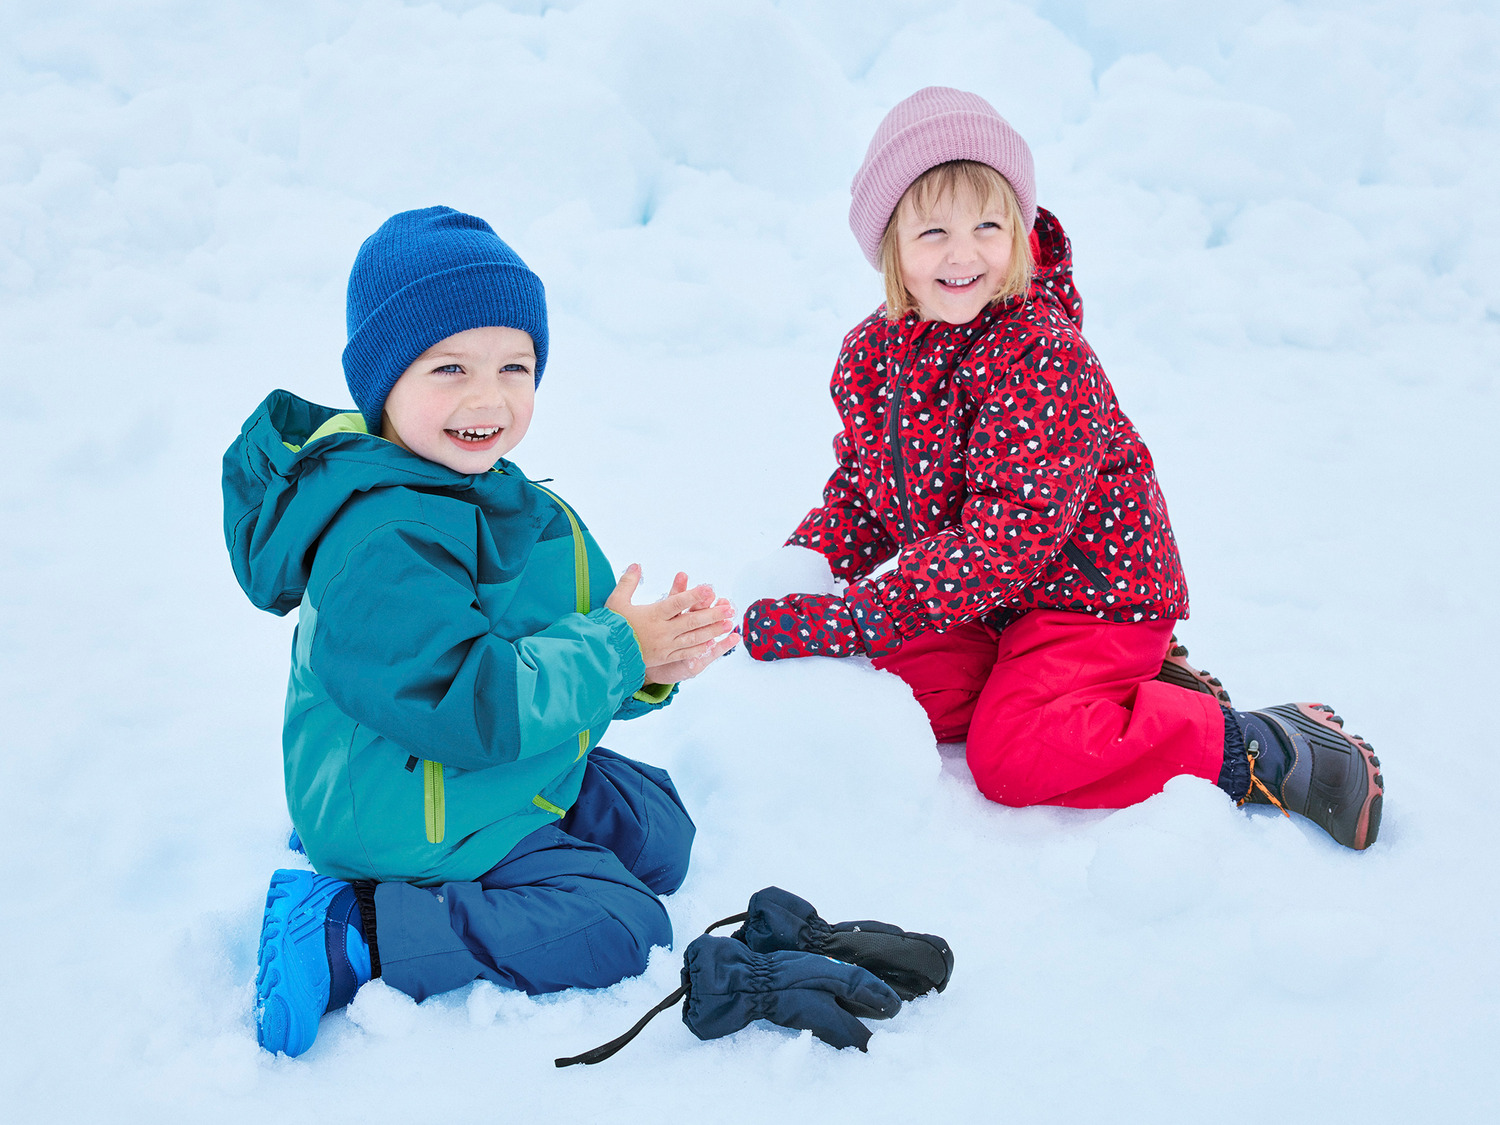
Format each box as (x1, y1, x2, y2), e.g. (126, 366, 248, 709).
(740, 587, 901, 660)
(605, 565, 737, 672)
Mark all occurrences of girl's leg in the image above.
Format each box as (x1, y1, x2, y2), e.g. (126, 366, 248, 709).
(870, 620, 1001, 742)
(965, 609, 1226, 808)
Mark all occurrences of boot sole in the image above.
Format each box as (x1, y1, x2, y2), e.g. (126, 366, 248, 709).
(1263, 703, 1384, 850)
(1157, 636, 1232, 705)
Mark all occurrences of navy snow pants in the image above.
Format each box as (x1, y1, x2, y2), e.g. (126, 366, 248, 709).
(371, 748, 694, 1002)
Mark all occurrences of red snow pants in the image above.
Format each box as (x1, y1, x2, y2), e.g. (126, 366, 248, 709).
(871, 610, 1226, 808)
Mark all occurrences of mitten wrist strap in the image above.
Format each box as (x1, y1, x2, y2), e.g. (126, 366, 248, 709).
(554, 984, 686, 1067)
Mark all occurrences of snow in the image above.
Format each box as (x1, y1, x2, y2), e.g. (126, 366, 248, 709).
(2, 1, 1497, 1120)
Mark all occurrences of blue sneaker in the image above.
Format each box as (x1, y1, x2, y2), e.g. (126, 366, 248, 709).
(254, 870, 372, 1056)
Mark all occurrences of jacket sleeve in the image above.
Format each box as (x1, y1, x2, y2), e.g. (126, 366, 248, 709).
(308, 518, 646, 771)
(785, 344, 898, 581)
(850, 325, 1113, 636)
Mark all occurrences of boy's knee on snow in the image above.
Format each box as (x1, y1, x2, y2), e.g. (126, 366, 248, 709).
(618, 882, 674, 954)
(577, 888, 672, 987)
(566, 749, 697, 896)
(633, 815, 694, 898)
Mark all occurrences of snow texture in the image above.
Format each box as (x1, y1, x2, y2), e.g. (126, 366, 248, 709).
(2, 1, 1497, 1121)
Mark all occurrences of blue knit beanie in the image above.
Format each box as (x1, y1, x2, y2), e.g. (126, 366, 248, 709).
(343, 206, 549, 433)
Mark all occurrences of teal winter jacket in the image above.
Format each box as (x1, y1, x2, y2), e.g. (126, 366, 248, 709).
(223, 390, 671, 885)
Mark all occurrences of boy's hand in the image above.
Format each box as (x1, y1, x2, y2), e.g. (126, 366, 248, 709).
(644, 624, 740, 686)
(606, 566, 739, 683)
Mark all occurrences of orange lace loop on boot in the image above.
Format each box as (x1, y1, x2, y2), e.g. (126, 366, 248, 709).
(1240, 748, 1292, 819)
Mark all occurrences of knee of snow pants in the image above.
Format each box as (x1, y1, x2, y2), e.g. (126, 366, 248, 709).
(373, 823, 673, 1002)
(870, 620, 1001, 742)
(964, 610, 1226, 809)
(561, 746, 695, 896)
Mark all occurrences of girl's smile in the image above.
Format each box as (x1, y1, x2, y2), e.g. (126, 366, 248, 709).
(895, 183, 1013, 324)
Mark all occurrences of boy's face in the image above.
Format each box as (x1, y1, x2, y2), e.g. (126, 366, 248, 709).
(895, 182, 1013, 325)
(380, 325, 536, 473)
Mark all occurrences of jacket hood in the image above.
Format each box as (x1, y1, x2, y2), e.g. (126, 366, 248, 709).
(223, 389, 499, 615)
(1030, 206, 1082, 329)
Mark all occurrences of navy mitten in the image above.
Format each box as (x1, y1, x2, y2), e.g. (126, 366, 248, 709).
(681, 935, 901, 1051)
(732, 886, 953, 1001)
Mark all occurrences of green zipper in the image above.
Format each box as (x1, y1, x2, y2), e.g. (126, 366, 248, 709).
(532, 794, 567, 818)
(423, 759, 446, 844)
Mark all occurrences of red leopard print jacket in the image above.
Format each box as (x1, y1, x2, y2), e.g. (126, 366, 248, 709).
(787, 207, 1189, 639)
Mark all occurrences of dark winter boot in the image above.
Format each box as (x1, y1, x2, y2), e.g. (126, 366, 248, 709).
(1231, 704, 1384, 850)
(1156, 635, 1232, 705)
(254, 870, 375, 1056)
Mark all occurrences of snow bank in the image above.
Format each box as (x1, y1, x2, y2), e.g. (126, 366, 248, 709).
(2, 2, 1496, 1121)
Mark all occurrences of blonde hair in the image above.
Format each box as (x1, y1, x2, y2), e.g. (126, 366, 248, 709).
(878, 161, 1034, 321)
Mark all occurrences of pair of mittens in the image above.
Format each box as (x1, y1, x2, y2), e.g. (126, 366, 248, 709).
(730, 885, 954, 1002)
(682, 886, 953, 1051)
(555, 886, 952, 1064)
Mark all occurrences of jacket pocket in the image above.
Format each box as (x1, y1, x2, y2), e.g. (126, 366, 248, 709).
(423, 760, 446, 844)
(1062, 541, 1111, 592)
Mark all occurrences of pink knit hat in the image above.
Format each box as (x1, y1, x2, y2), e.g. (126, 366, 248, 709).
(848, 86, 1036, 269)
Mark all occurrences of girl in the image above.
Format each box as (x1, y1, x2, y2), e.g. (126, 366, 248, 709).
(742, 87, 1384, 850)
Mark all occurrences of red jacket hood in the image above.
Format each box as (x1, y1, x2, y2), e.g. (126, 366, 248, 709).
(1030, 206, 1082, 329)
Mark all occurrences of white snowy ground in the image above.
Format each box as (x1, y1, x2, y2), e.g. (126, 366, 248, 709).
(2, 1, 1497, 1121)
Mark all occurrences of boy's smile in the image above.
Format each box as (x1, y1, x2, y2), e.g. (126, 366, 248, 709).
(895, 183, 1013, 325)
(381, 325, 537, 473)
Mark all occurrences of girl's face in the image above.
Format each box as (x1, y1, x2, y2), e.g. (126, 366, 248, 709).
(895, 182, 1013, 325)
(380, 325, 536, 474)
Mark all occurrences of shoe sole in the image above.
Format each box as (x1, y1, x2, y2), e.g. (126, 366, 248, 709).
(1264, 703, 1384, 850)
(1156, 636, 1232, 705)
(255, 870, 341, 1057)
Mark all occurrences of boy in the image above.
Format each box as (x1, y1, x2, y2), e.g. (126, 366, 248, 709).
(223, 206, 738, 1057)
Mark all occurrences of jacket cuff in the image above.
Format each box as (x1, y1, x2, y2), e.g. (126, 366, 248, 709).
(634, 681, 675, 704)
(842, 584, 904, 657)
(785, 523, 880, 582)
(614, 680, 678, 721)
(589, 608, 646, 698)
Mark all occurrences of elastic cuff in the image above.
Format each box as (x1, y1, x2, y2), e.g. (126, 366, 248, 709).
(843, 585, 903, 657)
(1217, 708, 1252, 802)
(850, 571, 928, 646)
(590, 607, 646, 695)
(350, 880, 381, 978)
(634, 681, 675, 705)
